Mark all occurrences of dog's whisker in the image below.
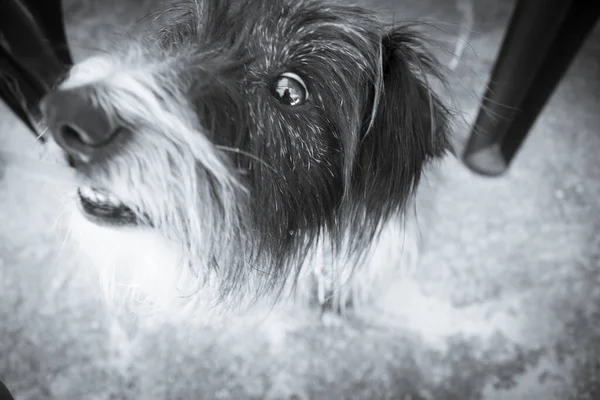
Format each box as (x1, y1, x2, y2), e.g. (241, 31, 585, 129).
(58, 225, 73, 255)
(214, 145, 278, 174)
(52, 204, 73, 234)
(34, 130, 46, 142)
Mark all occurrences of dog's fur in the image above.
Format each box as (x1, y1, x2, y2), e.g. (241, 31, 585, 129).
(43, 0, 451, 321)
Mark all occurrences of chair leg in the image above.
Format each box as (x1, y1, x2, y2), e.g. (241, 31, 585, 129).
(0, 0, 72, 134)
(22, 0, 73, 68)
(461, 0, 576, 176)
(0, 45, 45, 133)
(0, 379, 15, 400)
(500, 1, 600, 164)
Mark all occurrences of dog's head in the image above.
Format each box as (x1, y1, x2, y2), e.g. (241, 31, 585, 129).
(41, 0, 450, 315)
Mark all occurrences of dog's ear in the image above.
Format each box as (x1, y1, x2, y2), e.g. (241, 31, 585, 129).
(349, 26, 451, 216)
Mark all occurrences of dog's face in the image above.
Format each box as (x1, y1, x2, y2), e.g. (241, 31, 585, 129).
(41, 0, 450, 315)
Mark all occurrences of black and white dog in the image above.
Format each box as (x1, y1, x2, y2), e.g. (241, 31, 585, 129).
(40, 0, 451, 321)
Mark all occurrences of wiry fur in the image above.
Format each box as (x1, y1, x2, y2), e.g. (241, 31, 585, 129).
(42, 0, 451, 320)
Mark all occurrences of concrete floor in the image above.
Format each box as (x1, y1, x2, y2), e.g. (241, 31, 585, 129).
(1, 0, 600, 398)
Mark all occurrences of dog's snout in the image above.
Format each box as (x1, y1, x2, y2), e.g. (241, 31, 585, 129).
(41, 87, 122, 163)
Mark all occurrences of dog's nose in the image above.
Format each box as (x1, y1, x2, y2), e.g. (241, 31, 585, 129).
(41, 87, 122, 163)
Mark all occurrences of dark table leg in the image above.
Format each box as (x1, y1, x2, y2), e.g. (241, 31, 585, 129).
(462, 0, 599, 176)
(0, 379, 15, 400)
(0, 44, 46, 133)
(0, 0, 72, 134)
(22, 0, 73, 68)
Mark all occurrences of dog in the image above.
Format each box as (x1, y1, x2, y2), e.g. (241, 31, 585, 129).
(39, 0, 451, 322)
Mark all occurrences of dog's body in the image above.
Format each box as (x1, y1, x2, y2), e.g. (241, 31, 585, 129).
(40, 0, 450, 321)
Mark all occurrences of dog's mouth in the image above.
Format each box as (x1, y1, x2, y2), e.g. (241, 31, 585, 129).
(77, 186, 138, 226)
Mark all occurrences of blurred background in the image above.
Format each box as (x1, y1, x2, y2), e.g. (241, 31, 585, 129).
(1, 0, 599, 398)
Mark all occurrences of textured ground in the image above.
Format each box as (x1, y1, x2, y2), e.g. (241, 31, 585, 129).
(1, 0, 600, 399)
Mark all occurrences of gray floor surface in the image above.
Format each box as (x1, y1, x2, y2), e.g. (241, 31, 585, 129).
(1, 0, 600, 398)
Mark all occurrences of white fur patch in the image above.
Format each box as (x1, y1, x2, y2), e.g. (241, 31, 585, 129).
(66, 196, 422, 323)
(68, 208, 219, 317)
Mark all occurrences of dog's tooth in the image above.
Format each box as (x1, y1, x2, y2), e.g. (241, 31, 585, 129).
(78, 186, 123, 207)
(106, 193, 121, 205)
(91, 188, 106, 195)
(95, 192, 108, 203)
(80, 186, 95, 198)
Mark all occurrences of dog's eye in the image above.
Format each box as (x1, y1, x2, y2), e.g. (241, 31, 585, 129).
(270, 72, 308, 106)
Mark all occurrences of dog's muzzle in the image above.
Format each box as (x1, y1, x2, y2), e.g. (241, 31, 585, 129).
(40, 87, 138, 227)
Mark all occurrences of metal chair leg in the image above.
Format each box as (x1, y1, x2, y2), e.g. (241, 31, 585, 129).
(0, 0, 72, 135)
(462, 0, 598, 176)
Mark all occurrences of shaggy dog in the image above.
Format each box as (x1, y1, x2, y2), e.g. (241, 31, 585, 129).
(39, 0, 450, 321)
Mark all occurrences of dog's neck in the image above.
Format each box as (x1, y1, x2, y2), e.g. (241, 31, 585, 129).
(67, 203, 421, 324)
(291, 212, 420, 312)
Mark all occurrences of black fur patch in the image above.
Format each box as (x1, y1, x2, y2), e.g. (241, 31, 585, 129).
(151, 0, 450, 297)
